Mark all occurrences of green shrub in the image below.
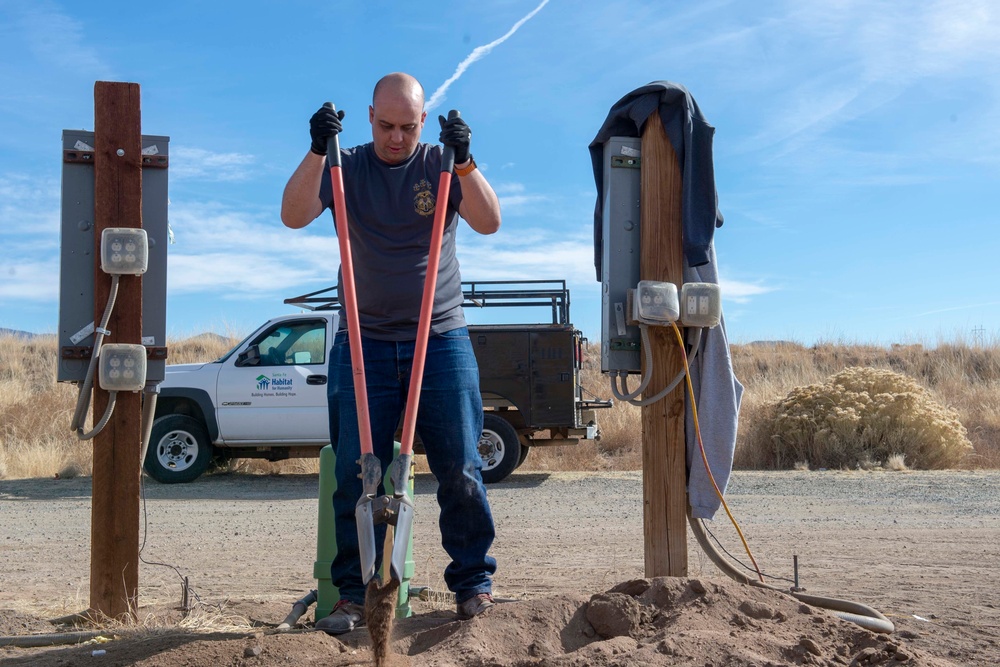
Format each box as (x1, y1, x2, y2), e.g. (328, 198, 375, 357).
(763, 366, 972, 470)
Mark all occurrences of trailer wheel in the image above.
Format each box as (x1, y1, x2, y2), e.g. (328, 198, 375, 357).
(144, 414, 213, 484)
(478, 413, 521, 484)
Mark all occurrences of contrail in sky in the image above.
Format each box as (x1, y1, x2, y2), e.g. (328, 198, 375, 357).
(425, 0, 550, 112)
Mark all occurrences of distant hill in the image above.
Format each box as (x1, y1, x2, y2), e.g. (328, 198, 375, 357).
(0, 328, 43, 339)
(181, 332, 230, 344)
(742, 340, 803, 349)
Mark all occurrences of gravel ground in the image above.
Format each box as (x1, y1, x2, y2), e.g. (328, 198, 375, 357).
(1, 469, 998, 664)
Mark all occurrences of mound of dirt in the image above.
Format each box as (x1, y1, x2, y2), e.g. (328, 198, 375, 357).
(0, 577, 959, 666)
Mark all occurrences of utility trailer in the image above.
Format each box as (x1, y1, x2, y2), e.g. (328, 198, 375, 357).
(146, 280, 610, 484)
(286, 279, 612, 483)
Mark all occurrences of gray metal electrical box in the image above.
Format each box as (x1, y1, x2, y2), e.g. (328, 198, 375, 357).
(58, 130, 169, 384)
(600, 137, 642, 374)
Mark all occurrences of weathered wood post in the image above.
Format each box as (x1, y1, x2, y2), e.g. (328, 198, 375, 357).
(639, 111, 688, 577)
(90, 81, 143, 619)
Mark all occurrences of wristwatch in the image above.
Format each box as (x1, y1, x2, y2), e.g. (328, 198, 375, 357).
(455, 155, 477, 177)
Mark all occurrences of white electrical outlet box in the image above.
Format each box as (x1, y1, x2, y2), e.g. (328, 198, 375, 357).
(100, 228, 148, 275)
(98, 343, 147, 391)
(633, 281, 679, 325)
(680, 282, 722, 328)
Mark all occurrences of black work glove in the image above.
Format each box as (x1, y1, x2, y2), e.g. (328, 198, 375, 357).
(438, 114, 471, 165)
(309, 106, 345, 156)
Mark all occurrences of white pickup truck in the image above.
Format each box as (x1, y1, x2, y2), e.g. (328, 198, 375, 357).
(145, 280, 610, 484)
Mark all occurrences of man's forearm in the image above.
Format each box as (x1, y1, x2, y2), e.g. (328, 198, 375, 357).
(281, 152, 326, 229)
(457, 165, 501, 235)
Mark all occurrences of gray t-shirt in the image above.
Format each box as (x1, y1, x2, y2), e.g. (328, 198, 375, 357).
(319, 142, 467, 341)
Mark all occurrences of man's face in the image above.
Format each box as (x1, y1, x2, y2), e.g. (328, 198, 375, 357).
(369, 92, 426, 164)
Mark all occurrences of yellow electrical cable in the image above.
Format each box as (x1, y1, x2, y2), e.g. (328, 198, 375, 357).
(671, 322, 763, 582)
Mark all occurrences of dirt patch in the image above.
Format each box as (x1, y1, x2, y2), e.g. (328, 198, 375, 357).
(0, 610, 52, 637)
(0, 577, 960, 666)
(2, 470, 999, 665)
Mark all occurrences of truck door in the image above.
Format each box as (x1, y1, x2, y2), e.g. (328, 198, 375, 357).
(216, 318, 330, 442)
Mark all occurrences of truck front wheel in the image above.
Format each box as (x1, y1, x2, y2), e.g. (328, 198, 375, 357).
(478, 413, 521, 484)
(144, 414, 214, 484)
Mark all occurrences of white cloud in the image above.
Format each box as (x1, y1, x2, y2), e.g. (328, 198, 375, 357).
(167, 252, 322, 295)
(458, 226, 596, 285)
(721, 1, 1000, 161)
(0, 173, 60, 237)
(3, 1, 112, 78)
(169, 147, 257, 182)
(718, 278, 773, 304)
(164, 201, 339, 296)
(0, 259, 59, 300)
(492, 182, 549, 213)
(493, 183, 526, 195)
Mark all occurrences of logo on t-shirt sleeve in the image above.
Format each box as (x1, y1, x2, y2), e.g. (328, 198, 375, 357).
(413, 179, 435, 217)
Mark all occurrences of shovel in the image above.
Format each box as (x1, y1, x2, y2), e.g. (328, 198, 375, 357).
(323, 102, 380, 584)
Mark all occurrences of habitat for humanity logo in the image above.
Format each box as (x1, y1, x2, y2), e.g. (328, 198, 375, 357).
(255, 373, 293, 391)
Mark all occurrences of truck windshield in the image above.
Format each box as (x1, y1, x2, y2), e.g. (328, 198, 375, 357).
(215, 330, 257, 364)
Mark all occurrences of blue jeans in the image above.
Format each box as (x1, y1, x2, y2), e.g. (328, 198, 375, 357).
(327, 326, 497, 604)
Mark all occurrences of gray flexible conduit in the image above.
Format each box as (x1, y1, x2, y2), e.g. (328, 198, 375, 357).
(611, 327, 703, 406)
(277, 589, 318, 630)
(687, 514, 895, 633)
(70, 275, 120, 439)
(0, 630, 108, 648)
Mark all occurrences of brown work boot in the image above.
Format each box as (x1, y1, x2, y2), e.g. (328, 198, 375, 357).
(456, 593, 494, 619)
(315, 599, 365, 635)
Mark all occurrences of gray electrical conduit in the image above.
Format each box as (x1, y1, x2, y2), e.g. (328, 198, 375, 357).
(611, 327, 703, 406)
(0, 630, 110, 648)
(70, 275, 121, 440)
(139, 388, 158, 464)
(687, 514, 895, 634)
(276, 590, 318, 630)
(610, 324, 656, 400)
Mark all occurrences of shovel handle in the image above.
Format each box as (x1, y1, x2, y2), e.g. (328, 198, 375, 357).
(323, 102, 341, 168)
(397, 109, 462, 458)
(324, 101, 374, 458)
(439, 109, 460, 174)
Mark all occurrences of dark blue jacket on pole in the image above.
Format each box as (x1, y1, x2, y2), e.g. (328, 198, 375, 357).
(589, 81, 724, 280)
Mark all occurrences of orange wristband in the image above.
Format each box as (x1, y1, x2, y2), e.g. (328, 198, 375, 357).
(455, 156, 477, 176)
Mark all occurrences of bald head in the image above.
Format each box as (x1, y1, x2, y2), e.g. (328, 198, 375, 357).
(373, 72, 425, 108)
(369, 73, 427, 164)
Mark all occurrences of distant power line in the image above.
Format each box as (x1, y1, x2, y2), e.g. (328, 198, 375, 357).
(972, 325, 985, 346)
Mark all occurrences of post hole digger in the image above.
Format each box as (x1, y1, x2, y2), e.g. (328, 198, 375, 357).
(323, 103, 461, 590)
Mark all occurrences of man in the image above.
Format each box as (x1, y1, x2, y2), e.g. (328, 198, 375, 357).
(281, 72, 501, 635)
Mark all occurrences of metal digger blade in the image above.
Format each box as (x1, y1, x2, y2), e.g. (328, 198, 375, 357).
(388, 494, 414, 583)
(356, 452, 382, 585)
(387, 452, 414, 584)
(355, 498, 378, 585)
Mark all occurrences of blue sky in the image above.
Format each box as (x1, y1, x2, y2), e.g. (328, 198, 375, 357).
(2, 0, 998, 346)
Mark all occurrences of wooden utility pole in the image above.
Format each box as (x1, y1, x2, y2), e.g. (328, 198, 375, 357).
(639, 111, 688, 577)
(90, 81, 143, 619)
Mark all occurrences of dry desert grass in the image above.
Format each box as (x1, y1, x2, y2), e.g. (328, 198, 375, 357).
(1, 332, 997, 480)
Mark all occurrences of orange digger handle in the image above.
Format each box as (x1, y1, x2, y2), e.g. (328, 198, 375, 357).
(397, 110, 461, 457)
(324, 102, 374, 458)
